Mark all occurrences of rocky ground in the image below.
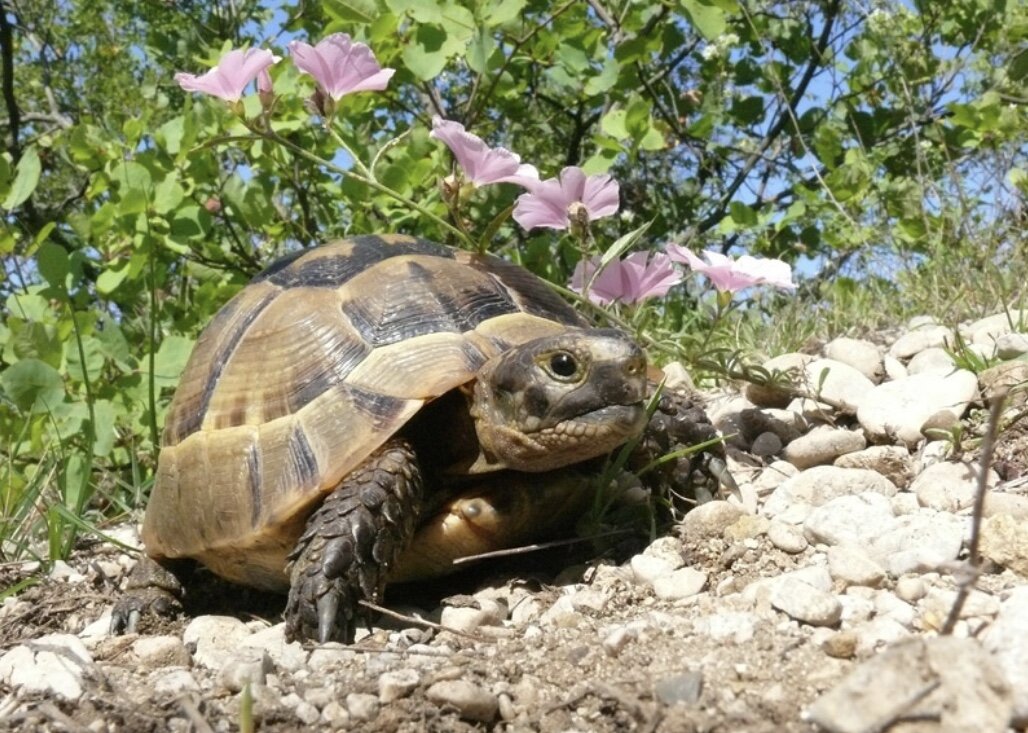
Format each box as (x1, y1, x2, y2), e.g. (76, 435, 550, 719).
(4, 311, 1028, 732)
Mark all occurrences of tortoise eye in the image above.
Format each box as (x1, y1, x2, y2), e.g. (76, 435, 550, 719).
(548, 352, 579, 379)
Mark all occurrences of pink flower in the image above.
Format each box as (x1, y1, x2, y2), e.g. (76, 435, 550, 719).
(288, 34, 395, 101)
(667, 246, 796, 292)
(430, 117, 539, 187)
(175, 48, 280, 102)
(569, 252, 682, 305)
(513, 167, 620, 231)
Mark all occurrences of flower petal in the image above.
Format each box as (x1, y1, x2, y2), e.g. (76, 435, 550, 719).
(175, 48, 279, 102)
(290, 33, 394, 101)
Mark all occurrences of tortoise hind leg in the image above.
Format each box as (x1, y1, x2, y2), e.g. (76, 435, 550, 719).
(285, 437, 423, 644)
(110, 556, 186, 634)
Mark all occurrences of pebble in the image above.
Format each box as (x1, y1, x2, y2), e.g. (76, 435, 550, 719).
(983, 492, 1028, 520)
(241, 624, 307, 673)
(183, 615, 252, 670)
(856, 370, 978, 446)
(865, 511, 965, 576)
(630, 554, 682, 587)
(653, 568, 708, 601)
(833, 446, 913, 488)
(769, 577, 842, 627)
(152, 668, 201, 696)
(822, 337, 883, 382)
(425, 679, 499, 723)
(887, 324, 954, 359)
(807, 637, 1012, 733)
(905, 346, 955, 374)
(894, 576, 927, 603)
(763, 466, 897, 517)
(911, 460, 997, 511)
(219, 648, 273, 692)
(782, 426, 866, 469)
(979, 361, 1028, 406)
(965, 310, 1028, 343)
(132, 635, 191, 669)
(654, 670, 704, 705)
(982, 587, 1028, 725)
(821, 631, 857, 659)
(678, 500, 745, 539)
(803, 492, 896, 546)
(980, 513, 1028, 576)
(0, 633, 94, 701)
(800, 358, 874, 413)
(346, 692, 380, 722)
(743, 353, 815, 407)
(750, 431, 782, 457)
(767, 521, 808, 553)
(826, 545, 885, 588)
(378, 669, 420, 703)
(994, 332, 1028, 359)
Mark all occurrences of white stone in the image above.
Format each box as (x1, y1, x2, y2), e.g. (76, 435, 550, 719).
(346, 692, 380, 722)
(803, 492, 896, 547)
(653, 568, 707, 601)
(743, 353, 815, 407)
(982, 587, 1028, 725)
(911, 461, 998, 512)
(995, 332, 1028, 358)
(0, 634, 93, 701)
(152, 667, 201, 696)
(767, 521, 808, 553)
(763, 466, 897, 517)
(769, 577, 841, 626)
(425, 680, 498, 723)
(131, 635, 191, 669)
(883, 354, 907, 380)
(823, 337, 883, 382)
(966, 310, 1028, 344)
(834, 445, 914, 489)
(906, 347, 956, 375)
(857, 370, 979, 446)
(219, 648, 273, 692)
(183, 615, 252, 670)
(782, 426, 866, 469)
(379, 668, 420, 703)
(894, 576, 927, 603)
(692, 612, 758, 643)
(827, 545, 885, 587)
(630, 554, 681, 587)
(241, 624, 307, 673)
(800, 358, 875, 413)
(865, 511, 966, 576)
(888, 325, 954, 359)
(678, 500, 745, 539)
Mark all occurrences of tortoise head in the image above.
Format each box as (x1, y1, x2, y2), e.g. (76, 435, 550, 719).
(469, 329, 648, 472)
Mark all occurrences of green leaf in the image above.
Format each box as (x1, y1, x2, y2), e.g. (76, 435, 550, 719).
(3, 146, 41, 211)
(729, 201, 758, 226)
(1009, 47, 1028, 82)
(584, 58, 621, 96)
(1, 358, 65, 413)
(90, 399, 117, 457)
(679, 0, 727, 41)
(324, 0, 383, 23)
(467, 27, 497, 73)
(153, 176, 185, 215)
(96, 263, 131, 295)
(483, 0, 525, 27)
(151, 335, 195, 389)
(402, 25, 453, 80)
(67, 335, 105, 385)
(36, 242, 70, 290)
(601, 107, 629, 139)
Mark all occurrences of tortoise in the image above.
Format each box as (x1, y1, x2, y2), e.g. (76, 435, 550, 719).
(112, 234, 724, 643)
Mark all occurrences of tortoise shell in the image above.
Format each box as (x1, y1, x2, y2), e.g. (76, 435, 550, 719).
(142, 234, 587, 590)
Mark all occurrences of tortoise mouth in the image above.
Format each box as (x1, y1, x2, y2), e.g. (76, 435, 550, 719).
(542, 402, 646, 435)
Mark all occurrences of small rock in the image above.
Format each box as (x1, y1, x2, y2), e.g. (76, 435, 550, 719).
(307, 643, 357, 672)
(982, 587, 1028, 725)
(692, 612, 758, 643)
(750, 461, 799, 495)
(800, 358, 875, 413)
(0, 633, 93, 701)
(980, 513, 1028, 576)
(131, 635, 191, 669)
(723, 514, 770, 541)
(378, 669, 420, 703)
(912, 461, 998, 512)
(807, 637, 1012, 733)
(894, 576, 927, 603)
(679, 500, 746, 539)
(888, 324, 954, 359)
(219, 648, 273, 692)
(769, 577, 842, 627)
(739, 408, 806, 444)
(865, 511, 965, 576)
(827, 545, 885, 588)
(803, 492, 896, 547)
(183, 615, 252, 670)
(857, 371, 978, 446)
(602, 625, 639, 657)
(630, 555, 681, 587)
(983, 492, 1028, 520)
(321, 701, 350, 727)
(152, 668, 201, 696)
(426, 679, 499, 723)
(783, 426, 866, 469)
(979, 361, 1028, 406)
(744, 353, 815, 407)
(823, 337, 883, 382)
(994, 332, 1028, 359)
(295, 700, 321, 725)
(965, 310, 1028, 344)
(653, 568, 708, 601)
(654, 671, 704, 705)
(822, 631, 857, 659)
(883, 354, 907, 380)
(241, 624, 307, 673)
(346, 692, 380, 722)
(767, 521, 808, 553)
(764, 466, 898, 517)
(905, 346, 955, 375)
(834, 446, 914, 489)
(751, 431, 783, 457)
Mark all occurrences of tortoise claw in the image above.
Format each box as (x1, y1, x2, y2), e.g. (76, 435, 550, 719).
(110, 557, 184, 634)
(285, 438, 423, 644)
